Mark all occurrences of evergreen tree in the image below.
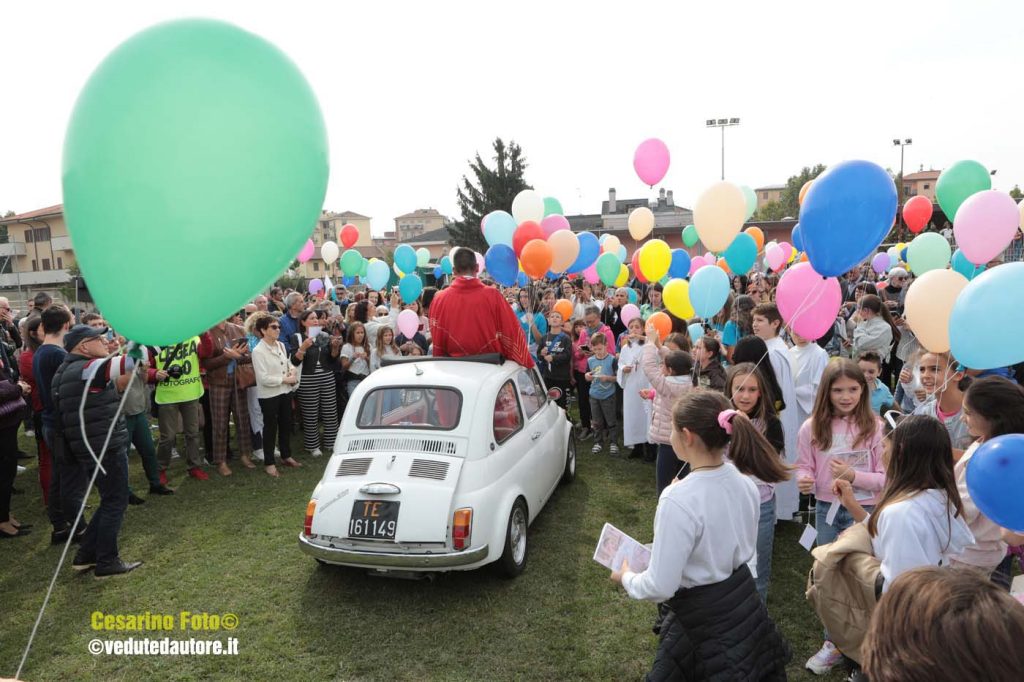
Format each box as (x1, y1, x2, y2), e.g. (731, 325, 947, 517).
(447, 138, 530, 253)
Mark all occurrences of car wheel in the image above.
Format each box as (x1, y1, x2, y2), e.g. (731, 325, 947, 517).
(560, 435, 576, 485)
(494, 498, 529, 578)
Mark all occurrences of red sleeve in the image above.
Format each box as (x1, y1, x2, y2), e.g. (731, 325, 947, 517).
(430, 302, 448, 357)
(18, 351, 35, 389)
(197, 333, 214, 359)
(494, 293, 534, 368)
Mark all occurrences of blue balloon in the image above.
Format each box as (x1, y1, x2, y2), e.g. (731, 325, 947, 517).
(485, 244, 518, 287)
(569, 231, 600, 273)
(516, 271, 529, 288)
(616, 244, 627, 263)
(723, 232, 758, 275)
(900, 246, 908, 262)
(394, 244, 417, 273)
(433, 265, 442, 279)
(951, 248, 986, 281)
(398, 274, 423, 304)
(440, 255, 453, 275)
(687, 323, 705, 343)
(365, 259, 390, 290)
(688, 265, 730, 318)
(482, 210, 516, 248)
(668, 249, 691, 279)
(342, 276, 355, 287)
(966, 434, 1024, 532)
(799, 160, 897, 277)
(949, 262, 1024, 369)
(791, 223, 804, 252)
(627, 289, 638, 304)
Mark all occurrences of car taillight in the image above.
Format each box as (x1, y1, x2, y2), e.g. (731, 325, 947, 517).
(304, 500, 316, 536)
(452, 508, 472, 550)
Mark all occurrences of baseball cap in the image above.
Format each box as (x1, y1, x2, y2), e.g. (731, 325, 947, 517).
(64, 324, 104, 352)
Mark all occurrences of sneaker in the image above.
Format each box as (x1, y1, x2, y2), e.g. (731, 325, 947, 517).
(159, 470, 168, 486)
(171, 447, 180, 459)
(187, 467, 209, 481)
(806, 640, 843, 675)
(16, 465, 25, 475)
(24, 429, 35, 438)
(251, 448, 265, 463)
(274, 447, 281, 456)
(149, 484, 175, 495)
(591, 443, 602, 454)
(128, 492, 146, 506)
(311, 448, 323, 458)
(577, 428, 591, 441)
(95, 560, 143, 578)
(609, 443, 620, 456)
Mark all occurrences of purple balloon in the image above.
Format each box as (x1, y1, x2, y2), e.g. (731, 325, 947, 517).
(871, 252, 890, 274)
(308, 278, 324, 294)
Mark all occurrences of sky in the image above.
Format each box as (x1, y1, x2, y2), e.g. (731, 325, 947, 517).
(1, 0, 1022, 236)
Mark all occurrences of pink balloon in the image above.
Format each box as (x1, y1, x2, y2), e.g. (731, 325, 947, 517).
(777, 242, 793, 263)
(765, 244, 786, 272)
(776, 263, 841, 340)
(297, 238, 315, 264)
(633, 138, 671, 187)
(541, 214, 571, 238)
(689, 255, 708, 276)
(621, 303, 641, 326)
(475, 251, 486, 273)
(953, 190, 1019, 265)
(397, 309, 419, 339)
(583, 263, 599, 284)
(705, 254, 716, 266)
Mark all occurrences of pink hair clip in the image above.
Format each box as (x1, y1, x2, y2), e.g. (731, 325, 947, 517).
(717, 409, 739, 434)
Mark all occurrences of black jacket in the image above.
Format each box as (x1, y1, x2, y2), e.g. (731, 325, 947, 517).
(647, 565, 790, 681)
(539, 332, 571, 381)
(52, 354, 129, 464)
(290, 334, 339, 376)
(693, 359, 727, 393)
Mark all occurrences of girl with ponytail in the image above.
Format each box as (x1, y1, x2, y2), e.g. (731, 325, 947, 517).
(611, 391, 790, 680)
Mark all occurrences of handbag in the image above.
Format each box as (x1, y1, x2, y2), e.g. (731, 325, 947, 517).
(0, 380, 29, 429)
(235, 361, 256, 390)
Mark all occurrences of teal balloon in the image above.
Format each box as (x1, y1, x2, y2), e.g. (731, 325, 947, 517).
(682, 224, 699, 248)
(951, 248, 986, 281)
(399, 274, 423, 304)
(596, 252, 621, 286)
(740, 185, 757, 221)
(62, 19, 328, 345)
(365, 260, 390, 290)
(688, 264, 730, 318)
(543, 197, 563, 217)
(394, 244, 417, 273)
(627, 289, 638, 304)
(340, 249, 362, 275)
(723, 232, 757, 275)
(616, 244, 628, 263)
(359, 258, 369, 277)
(949, 262, 1024, 369)
(440, 255, 453, 275)
(906, 232, 951, 275)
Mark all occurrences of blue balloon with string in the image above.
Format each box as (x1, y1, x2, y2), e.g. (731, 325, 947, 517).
(688, 323, 704, 343)
(485, 244, 518, 287)
(433, 265, 442, 279)
(440, 255, 452, 275)
(568, 232, 600, 272)
(627, 289, 638, 304)
(516, 271, 529, 287)
(792, 223, 805, 252)
(398, 274, 423, 303)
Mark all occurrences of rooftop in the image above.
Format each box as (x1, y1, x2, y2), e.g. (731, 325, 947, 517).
(336, 210, 371, 220)
(754, 183, 787, 191)
(904, 170, 941, 181)
(402, 227, 451, 244)
(395, 208, 447, 221)
(1, 204, 64, 224)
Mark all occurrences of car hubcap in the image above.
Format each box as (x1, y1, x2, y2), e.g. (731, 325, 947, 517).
(511, 508, 526, 564)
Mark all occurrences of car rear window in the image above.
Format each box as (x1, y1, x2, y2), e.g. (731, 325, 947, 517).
(357, 386, 462, 430)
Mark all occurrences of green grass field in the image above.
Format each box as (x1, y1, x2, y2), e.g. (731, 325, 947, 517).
(1, 426, 849, 681)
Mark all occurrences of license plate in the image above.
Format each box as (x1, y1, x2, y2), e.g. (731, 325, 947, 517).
(348, 500, 400, 540)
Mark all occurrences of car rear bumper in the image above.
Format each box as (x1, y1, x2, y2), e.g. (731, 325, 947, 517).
(298, 533, 489, 569)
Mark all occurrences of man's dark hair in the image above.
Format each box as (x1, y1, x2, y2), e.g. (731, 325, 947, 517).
(664, 350, 693, 376)
(41, 305, 72, 335)
(451, 248, 477, 274)
(858, 350, 883, 369)
(81, 312, 102, 325)
(33, 292, 52, 309)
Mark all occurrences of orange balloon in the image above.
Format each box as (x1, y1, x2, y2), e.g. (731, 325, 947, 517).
(798, 181, 813, 205)
(554, 298, 573, 321)
(798, 252, 808, 263)
(646, 311, 672, 340)
(744, 226, 764, 253)
(519, 239, 553, 280)
(717, 257, 732, 274)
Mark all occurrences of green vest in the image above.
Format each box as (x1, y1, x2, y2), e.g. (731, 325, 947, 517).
(154, 335, 205, 404)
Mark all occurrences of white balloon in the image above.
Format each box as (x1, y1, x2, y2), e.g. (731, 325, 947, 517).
(511, 189, 545, 224)
(321, 240, 339, 264)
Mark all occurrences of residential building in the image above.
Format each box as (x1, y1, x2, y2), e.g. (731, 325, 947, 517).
(394, 208, 449, 242)
(297, 210, 374, 280)
(902, 169, 941, 203)
(754, 183, 786, 208)
(0, 204, 77, 309)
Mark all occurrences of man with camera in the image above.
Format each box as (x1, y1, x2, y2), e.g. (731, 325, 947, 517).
(155, 334, 213, 482)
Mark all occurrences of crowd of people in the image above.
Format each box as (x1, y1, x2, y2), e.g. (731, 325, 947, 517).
(1, 246, 1023, 678)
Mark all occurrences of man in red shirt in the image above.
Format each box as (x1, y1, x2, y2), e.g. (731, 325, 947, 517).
(430, 248, 534, 368)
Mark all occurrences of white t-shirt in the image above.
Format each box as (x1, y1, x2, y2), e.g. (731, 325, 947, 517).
(341, 343, 371, 377)
(622, 463, 759, 601)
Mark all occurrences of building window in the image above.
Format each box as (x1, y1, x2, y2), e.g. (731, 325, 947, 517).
(313, 261, 320, 271)
(31, 259, 37, 271)
(57, 257, 63, 269)
(25, 231, 33, 243)
(762, 191, 768, 200)
(32, 227, 50, 241)
(42, 258, 51, 270)
(904, 185, 911, 195)
(923, 183, 930, 190)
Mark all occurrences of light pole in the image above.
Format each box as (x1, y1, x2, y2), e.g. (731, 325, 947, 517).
(893, 138, 912, 239)
(707, 118, 740, 180)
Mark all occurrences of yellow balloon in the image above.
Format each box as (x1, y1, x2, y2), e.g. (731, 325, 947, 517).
(904, 269, 968, 353)
(694, 181, 746, 252)
(638, 239, 671, 281)
(628, 206, 655, 240)
(615, 263, 629, 287)
(662, 278, 694, 319)
(603, 235, 621, 254)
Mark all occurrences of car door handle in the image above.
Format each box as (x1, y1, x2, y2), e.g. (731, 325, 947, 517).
(531, 432, 541, 441)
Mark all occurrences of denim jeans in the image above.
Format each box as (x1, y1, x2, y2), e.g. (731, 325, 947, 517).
(755, 495, 776, 602)
(815, 501, 873, 546)
(76, 446, 129, 569)
(125, 413, 161, 489)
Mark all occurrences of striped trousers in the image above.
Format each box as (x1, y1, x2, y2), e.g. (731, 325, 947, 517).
(209, 382, 252, 463)
(297, 369, 338, 453)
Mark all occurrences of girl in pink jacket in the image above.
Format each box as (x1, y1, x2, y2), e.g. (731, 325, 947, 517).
(641, 325, 693, 494)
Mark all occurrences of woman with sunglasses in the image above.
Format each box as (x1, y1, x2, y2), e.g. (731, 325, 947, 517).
(251, 316, 303, 477)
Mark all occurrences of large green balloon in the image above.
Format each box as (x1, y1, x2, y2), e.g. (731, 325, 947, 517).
(63, 19, 328, 345)
(682, 224, 699, 248)
(596, 252, 621, 286)
(935, 160, 991, 221)
(906, 232, 951, 275)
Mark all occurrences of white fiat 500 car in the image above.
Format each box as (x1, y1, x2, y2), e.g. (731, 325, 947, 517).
(298, 354, 575, 578)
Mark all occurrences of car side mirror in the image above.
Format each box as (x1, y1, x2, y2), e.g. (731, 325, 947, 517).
(547, 387, 562, 401)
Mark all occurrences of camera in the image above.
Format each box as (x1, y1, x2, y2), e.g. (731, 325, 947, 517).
(167, 365, 184, 380)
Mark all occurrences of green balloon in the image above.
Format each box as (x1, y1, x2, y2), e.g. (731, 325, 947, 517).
(543, 196, 563, 217)
(359, 258, 369, 277)
(682, 224, 699, 248)
(416, 247, 430, 267)
(936, 160, 991, 221)
(906, 232, 951, 275)
(740, 185, 757, 221)
(596, 252, 621, 286)
(341, 249, 363, 275)
(63, 19, 328, 346)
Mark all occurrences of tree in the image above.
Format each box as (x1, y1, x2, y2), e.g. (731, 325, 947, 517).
(751, 164, 827, 222)
(447, 138, 531, 253)
(1010, 185, 1023, 201)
